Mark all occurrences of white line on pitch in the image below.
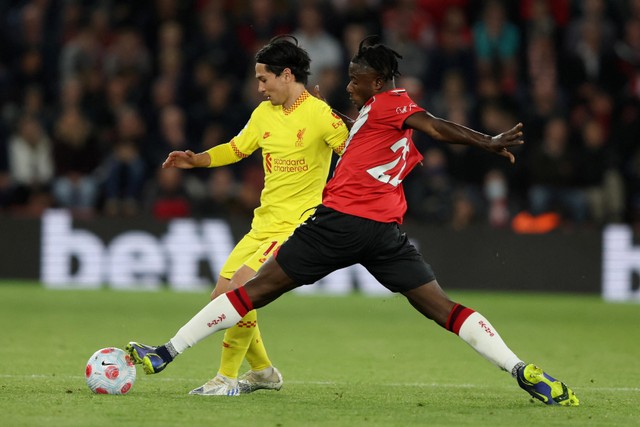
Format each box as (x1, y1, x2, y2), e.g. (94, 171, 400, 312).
(1, 374, 638, 392)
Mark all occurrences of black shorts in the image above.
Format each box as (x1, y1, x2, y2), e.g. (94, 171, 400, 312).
(275, 205, 436, 293)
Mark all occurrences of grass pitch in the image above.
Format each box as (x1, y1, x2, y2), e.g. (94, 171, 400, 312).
(0, 282, 638, 426)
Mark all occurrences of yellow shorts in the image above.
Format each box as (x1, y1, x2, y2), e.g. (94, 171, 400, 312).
(219, 229, 293, 279)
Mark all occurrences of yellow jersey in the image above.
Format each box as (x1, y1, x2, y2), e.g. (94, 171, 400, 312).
(225, 91, 347, 235)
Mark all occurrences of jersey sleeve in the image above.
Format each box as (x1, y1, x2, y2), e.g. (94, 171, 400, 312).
(229, 112, 261, 157)
(320, 106, 349, 156)
(375, 92, 425, 131)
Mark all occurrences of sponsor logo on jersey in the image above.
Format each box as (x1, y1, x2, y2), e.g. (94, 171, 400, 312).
(330, 112, 345, 129)
(395, 103, 418, 114)
(264, 153, 309, 173)
(263, 131, 271, 139)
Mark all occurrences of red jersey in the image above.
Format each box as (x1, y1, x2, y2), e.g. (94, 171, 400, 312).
(322, 89, 424, 223)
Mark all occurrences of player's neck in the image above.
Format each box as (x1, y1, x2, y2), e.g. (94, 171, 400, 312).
(378, 82, 396, 94)
(283, 84, 306, 110)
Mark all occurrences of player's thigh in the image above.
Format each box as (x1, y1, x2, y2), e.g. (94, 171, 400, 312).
(242, 231, 292, 274)
(218, 233, 262, 280)
(362, 223, 436, 293)
(214, 231, 291, 296)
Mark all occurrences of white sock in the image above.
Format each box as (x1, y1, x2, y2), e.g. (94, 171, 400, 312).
(169, 293, 243, 354)
(457, 312, 524, 373)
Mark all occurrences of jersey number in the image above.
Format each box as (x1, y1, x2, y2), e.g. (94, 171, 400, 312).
(366, 138, 409, 187)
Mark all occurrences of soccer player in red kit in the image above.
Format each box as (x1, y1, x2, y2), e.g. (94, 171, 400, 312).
(129, 36, 579, 406)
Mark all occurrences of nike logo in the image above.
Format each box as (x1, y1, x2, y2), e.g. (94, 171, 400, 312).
(101, 361, 116, 366)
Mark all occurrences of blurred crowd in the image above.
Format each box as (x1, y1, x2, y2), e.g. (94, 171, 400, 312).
(1, 0, 639, 233)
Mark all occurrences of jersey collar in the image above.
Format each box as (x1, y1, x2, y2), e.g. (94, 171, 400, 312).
(283, 90, 310, 115)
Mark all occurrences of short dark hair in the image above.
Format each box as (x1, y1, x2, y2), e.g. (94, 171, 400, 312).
(255, 35, 311, 85)
(351, 36, 402, 82)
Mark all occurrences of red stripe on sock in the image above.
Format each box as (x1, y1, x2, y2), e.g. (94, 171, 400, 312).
(445, 304, 462, 331)
(445, 304, 475, 335)
(226, 287, 254, 317)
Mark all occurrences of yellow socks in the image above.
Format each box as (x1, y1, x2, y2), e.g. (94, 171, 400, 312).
(245, 320, 272, 371)
(218, 310, 258, 378)
(218, 309, 273, 377)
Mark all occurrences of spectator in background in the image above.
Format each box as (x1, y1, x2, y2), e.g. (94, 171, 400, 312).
(611, 97, 640, 226)
(527, 116, 588, 225)
(196, 168, 241, 218)
(20, 84, 52, 131)
(520, 33, 565, 145)
(484, 168, 510, 228)
(0, 1, 638, 228)
(102, 106, 147, 216)
(615, 17, 640, 99)
(293, 4, 343, 91)
(333, 0, 383, 36)
(144, 76, 179, 134)
(191, 4, 247, 78)
(236, 0, 291, 55)
(103, 27, 151, 100)
(473, 0, 520, 94)
(425, 5, 475, 93)
(427, 69, 474, 120)
(7, 114, 53, 214)
(519, 0, 567, 42)
(143, 167, 193, 220)
(337, 22, 370, 116)
(382, 0, 434, 80)
(51, 107, 101, 217)
(189, 77, 249, 147)
(150, 105, 192, 163)
(561, 18, 622, 98)
(59, 25, 102, 84)
(576, 120, 624, 224)
(564, 0, 616, 53)
(405, 146, 453, 224)
(154, 20, 191, 106)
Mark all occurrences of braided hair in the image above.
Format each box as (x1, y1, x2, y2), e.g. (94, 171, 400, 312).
(351, 36, 402, 82)
(255, 35, 311, 85)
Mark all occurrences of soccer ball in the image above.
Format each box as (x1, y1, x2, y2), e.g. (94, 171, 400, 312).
(85, 347, 136, 395)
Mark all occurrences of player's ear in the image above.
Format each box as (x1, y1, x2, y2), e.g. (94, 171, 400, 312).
(283, 67, 293, 82)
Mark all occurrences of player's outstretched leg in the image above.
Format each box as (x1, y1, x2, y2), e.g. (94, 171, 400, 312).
(126, 342, 176, 374)
(238, 366, 284, 393)
(515, 363, 579, 406)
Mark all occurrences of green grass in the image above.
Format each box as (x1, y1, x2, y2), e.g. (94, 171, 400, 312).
(0, 282, 638, 427)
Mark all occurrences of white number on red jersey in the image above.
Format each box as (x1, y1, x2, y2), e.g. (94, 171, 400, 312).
(366, 137, 409, 187)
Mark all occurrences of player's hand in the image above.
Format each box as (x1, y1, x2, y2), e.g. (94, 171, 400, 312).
(484, 123, 524, 164)
(313, 84, 355, 126)
(312, 84, 326, 103)
(162, 150, 198, 169)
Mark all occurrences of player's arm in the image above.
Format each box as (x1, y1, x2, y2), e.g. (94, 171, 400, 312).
(404, 111, 524, 164)
(161, 142, 245, 169)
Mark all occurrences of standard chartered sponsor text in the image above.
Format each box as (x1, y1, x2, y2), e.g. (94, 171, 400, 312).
(273, 158, 309, 172)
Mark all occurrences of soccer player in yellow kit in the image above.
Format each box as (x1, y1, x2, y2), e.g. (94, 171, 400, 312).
(130, 36, 348, 395)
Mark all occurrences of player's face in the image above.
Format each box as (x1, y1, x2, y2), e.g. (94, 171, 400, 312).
(346, 62, 380, 110)
(255, 63, 288, 106)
